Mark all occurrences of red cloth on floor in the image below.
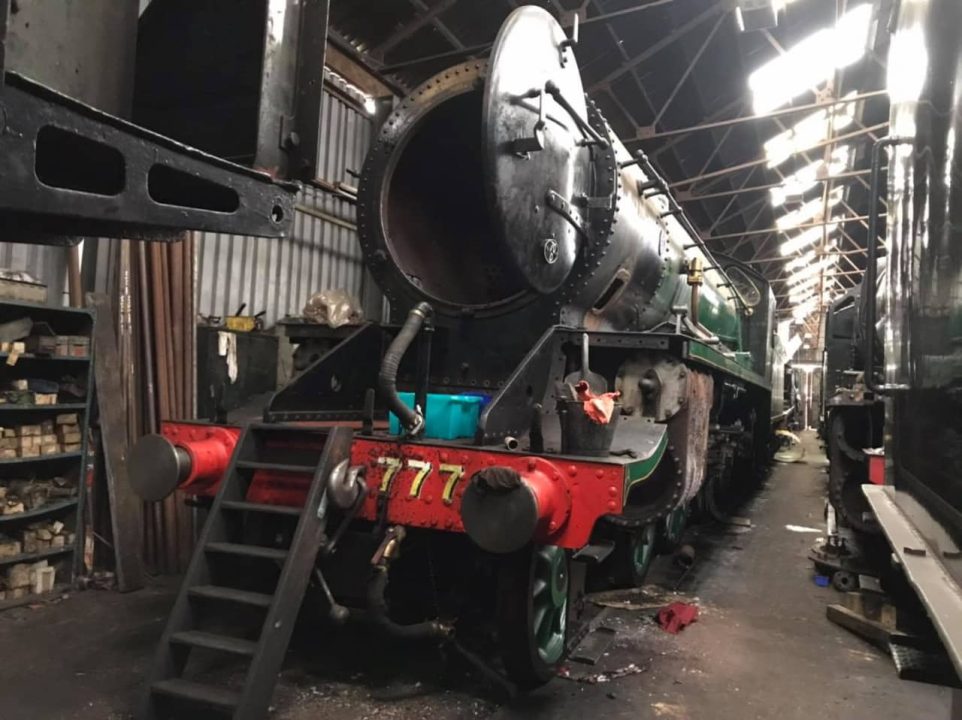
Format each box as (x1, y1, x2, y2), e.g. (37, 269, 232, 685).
(657, 602, 699, 634)
(574, 380, 620, 425)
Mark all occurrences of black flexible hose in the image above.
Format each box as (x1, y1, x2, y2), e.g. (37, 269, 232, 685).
(379, 301, 433, 433)
(366, 567, 449, 640)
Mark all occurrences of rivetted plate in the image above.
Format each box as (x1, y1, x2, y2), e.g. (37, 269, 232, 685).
(483, 6, 590, 294)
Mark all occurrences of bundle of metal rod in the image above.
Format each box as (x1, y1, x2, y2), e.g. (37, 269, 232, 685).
(136, 236, 197, 574)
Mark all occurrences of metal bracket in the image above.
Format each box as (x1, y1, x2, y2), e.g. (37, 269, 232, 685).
(544, 80, 607, 147)
(559, 12, 579, 67)
(574, 194, 612, 210)
(512, 87, 547, 156)
(546, 189, 587, 238)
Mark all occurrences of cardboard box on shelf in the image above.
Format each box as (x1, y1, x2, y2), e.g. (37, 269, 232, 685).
(69, 337, 90, 358)
(57, 427, 81, 444)
(55, 414, 79, 426)
(21, 530, 37, 554)
(6, 563, 30, 589)
(2, 500, 24, 515)
(32, 565, 55, 594)
(0, 537, 22, 559)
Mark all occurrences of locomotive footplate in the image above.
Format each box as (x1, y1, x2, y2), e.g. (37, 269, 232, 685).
(144, 420, 671, 550)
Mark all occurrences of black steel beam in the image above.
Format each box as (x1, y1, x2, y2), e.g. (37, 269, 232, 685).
(374, 0, 460, 57)
(586, 2, 728, 94)
(0, 72, 297, 241)
(292, 0, 331, 181)
(0, 0, 9, 80)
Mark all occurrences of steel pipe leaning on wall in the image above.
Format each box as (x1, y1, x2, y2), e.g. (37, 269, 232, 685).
(357, 6, 741, 347)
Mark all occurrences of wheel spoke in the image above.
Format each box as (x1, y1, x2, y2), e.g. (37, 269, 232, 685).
(532, 578, 548, 599)
(533, 605, 549, 640)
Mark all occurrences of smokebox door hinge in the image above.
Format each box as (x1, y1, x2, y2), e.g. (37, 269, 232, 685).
(574, 194, 612, 210)
(546, 189, 587, 238)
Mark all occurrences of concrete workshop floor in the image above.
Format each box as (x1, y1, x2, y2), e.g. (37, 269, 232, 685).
(0, 431, 950, 720)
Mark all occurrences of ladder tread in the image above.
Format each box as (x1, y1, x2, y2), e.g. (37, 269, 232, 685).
(249, 422, 328, 434)
(151, 678, 240, 710)
(206, 542, 288, 561)
(235, 460, 318, 474)
(221, 500, 302, 516)
(188, 585, 273, 608)
(170, 630, 258, 657)
(146, 427, 353, 720)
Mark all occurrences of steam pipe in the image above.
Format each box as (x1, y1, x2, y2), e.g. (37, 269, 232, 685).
(364, 567, 451, 640)
(864, 137, 910, 395)
(355, 526, 451, 640)
(379, 302, 433, 434)
(629, 150, 748, 314)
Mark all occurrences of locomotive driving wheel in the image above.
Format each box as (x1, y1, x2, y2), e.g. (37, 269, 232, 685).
(658, 506, 687, 554)
(607, 523, 658, 588)
(497, 544, 569, 688)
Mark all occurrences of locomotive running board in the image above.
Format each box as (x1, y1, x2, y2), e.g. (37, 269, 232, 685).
(478, 326, 769, 446)
(863, 485, 962, 680)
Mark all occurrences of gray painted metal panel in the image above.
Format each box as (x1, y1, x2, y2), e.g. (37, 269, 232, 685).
(7, 0, 139, 115)
(0, 243, 67, 305)
(196, 91, 378, 327)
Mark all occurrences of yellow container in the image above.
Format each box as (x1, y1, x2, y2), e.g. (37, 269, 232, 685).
(225, 316, 256, 332)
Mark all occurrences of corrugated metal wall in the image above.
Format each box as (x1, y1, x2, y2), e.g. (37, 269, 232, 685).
(196, 89, 377, 327)
(0, 244, 68, 306)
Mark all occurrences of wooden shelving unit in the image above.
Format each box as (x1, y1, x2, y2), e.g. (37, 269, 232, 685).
(0, 404, 88, 412)
(0, 300, 93, 608)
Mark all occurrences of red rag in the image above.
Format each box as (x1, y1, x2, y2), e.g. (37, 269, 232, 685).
(573, 380, 621, 425)
(656, 602, 699, 634)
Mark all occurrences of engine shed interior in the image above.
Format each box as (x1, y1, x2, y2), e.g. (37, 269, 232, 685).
(0, 1, 959, 719)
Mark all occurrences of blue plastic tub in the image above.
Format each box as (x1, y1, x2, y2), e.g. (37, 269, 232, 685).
(388, 392, 485, 440)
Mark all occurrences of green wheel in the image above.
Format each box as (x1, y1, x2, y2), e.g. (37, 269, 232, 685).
(657, 505, 688, 554)
(607, 523, 657, 588)
(497, 544, 569, 688)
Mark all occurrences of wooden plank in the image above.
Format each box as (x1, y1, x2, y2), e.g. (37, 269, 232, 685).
(87, 292, 145, 592)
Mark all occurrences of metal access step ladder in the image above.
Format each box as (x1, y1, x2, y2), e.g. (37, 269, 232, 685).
(143, 424, 353, 719)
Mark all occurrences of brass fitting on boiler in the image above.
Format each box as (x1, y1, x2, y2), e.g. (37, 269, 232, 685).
(686, 256, 704, 286)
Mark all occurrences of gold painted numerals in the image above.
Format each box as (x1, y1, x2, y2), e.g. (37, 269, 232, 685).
(375, 457, 465, 501)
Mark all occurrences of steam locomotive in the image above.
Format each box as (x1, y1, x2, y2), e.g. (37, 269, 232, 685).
(137, 7, 790, 716)
(821, 281, 884, 534)
(856, 0, 962, 681)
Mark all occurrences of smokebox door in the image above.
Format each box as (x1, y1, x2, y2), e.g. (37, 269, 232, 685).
(483, 6, 592, 295)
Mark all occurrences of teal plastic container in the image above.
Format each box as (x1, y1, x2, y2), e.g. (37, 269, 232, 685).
(388, 392, 484, 439)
